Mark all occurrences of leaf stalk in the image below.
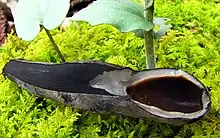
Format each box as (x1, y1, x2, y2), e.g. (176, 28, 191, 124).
(44, 27, 66, 62)
(144, 0, 155, 69)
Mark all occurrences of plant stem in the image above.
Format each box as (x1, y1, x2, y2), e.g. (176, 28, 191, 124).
(144, 0, 155, 69)
(44, 27, 66, 62)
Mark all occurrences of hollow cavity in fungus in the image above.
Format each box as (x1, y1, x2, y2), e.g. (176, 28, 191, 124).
(126, 76, 203, 113)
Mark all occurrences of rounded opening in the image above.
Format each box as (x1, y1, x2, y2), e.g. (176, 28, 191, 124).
(126, 76, 203, 113)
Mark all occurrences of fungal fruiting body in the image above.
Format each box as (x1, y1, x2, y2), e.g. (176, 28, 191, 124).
(3, 59, 211, 125)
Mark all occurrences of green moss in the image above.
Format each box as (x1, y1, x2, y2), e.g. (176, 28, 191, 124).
(0, 0, 220, 137)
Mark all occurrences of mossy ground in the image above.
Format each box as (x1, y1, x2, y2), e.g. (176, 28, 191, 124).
(0, 0, 220, 137)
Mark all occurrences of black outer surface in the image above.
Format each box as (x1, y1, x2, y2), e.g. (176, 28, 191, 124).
(3, 59, 131, 95)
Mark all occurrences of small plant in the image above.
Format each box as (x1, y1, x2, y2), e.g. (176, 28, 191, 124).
(13, 0, 171, 67)
(14, 0, 70, 62)
(71, 0, 171, 69)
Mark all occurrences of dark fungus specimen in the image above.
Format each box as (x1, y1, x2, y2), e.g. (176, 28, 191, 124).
(3, 59, 211, 125)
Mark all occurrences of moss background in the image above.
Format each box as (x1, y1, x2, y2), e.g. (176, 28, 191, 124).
(0, 0, 220, 137)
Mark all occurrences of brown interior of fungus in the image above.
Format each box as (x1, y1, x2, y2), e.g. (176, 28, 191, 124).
(126, 76, 203, 113)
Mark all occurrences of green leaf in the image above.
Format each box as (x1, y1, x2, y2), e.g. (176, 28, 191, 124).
(133, 17, 172, 39)
(71, 0, 153, 32)
(14, 0, 70, 41)
(154, 17, 172, 39)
